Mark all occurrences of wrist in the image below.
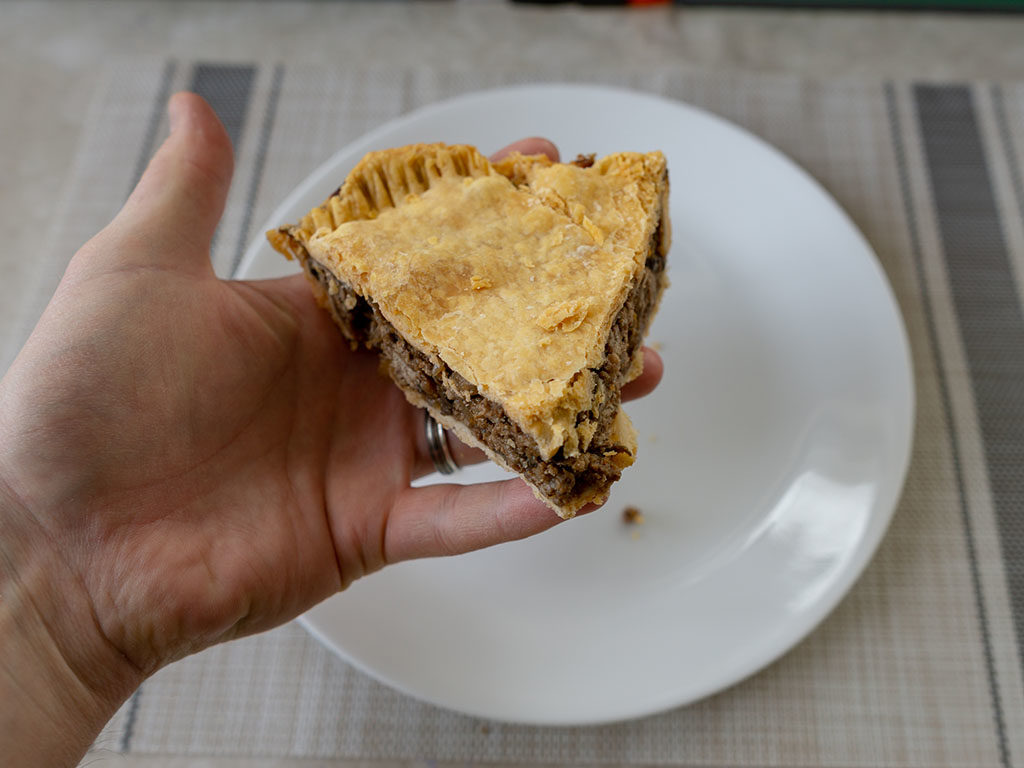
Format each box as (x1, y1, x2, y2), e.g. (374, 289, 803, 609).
(0, 474, 143, 767)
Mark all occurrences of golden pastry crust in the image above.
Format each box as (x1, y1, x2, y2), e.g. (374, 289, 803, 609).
(294, 144, 666, 459)
(269, 143, 669, 515)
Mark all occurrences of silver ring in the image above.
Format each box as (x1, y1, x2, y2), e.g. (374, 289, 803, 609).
(424, 411, 458, 475)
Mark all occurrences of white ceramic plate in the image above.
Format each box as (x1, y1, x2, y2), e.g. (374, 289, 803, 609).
(238, 85, 914, 725)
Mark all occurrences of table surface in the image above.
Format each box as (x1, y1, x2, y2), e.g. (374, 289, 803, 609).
(5, 3, 1024, 768)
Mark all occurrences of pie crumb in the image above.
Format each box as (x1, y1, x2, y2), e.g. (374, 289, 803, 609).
(623, 506, 645, 525)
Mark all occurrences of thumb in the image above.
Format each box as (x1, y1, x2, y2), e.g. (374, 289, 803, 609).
(103, 92, 234, 269)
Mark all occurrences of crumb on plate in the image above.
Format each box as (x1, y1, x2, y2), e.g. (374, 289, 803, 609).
(623, 506, 645, 525)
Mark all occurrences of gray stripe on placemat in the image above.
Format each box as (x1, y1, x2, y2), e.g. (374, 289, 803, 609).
(126, 59, 177, 195)
(916, 82, 1024, 767)
(885, 82, 1010, 768)
(118, 684, 142, 753)
(187, 63, 257, 257)
(188, 63, 256, 155)
(230, 63, 284, 277)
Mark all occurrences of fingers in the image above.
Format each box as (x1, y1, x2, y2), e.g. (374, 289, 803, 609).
(101, 92, 234, 271)
(622, 347, 664, 402)
(383, 479, 564, 563)
(490, 137, 560, 163)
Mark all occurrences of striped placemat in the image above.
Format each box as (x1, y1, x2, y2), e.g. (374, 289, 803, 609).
(38, 60, 1024, 767)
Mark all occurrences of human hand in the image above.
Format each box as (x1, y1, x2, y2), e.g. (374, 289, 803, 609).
(0, 92, 662, 764)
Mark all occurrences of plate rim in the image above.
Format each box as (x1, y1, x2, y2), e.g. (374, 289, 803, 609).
(241, 82, 916, 726)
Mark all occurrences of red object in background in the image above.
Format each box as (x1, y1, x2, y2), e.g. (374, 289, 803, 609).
(512, 1, 673, 6)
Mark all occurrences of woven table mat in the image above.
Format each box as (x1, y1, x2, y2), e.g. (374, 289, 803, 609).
(39, 60, 1024, 766)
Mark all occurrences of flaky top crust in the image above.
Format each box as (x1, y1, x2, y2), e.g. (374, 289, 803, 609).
(276, 143, 668, 460)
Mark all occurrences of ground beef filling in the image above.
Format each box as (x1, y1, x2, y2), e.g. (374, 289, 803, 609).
(297, 224, 664, 507)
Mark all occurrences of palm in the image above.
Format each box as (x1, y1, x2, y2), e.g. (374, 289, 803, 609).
(3, 252, 414, 667)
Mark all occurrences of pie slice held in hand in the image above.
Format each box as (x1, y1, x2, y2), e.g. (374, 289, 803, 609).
(268, 143, 670, 517)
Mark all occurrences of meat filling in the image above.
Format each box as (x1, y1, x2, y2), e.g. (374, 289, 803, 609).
(293, 224, 665, 507)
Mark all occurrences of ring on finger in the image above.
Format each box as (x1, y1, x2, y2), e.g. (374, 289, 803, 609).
(424, 411, 459, 475)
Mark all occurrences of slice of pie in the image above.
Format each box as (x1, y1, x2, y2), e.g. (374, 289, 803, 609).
(267, 143, 669, 517)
